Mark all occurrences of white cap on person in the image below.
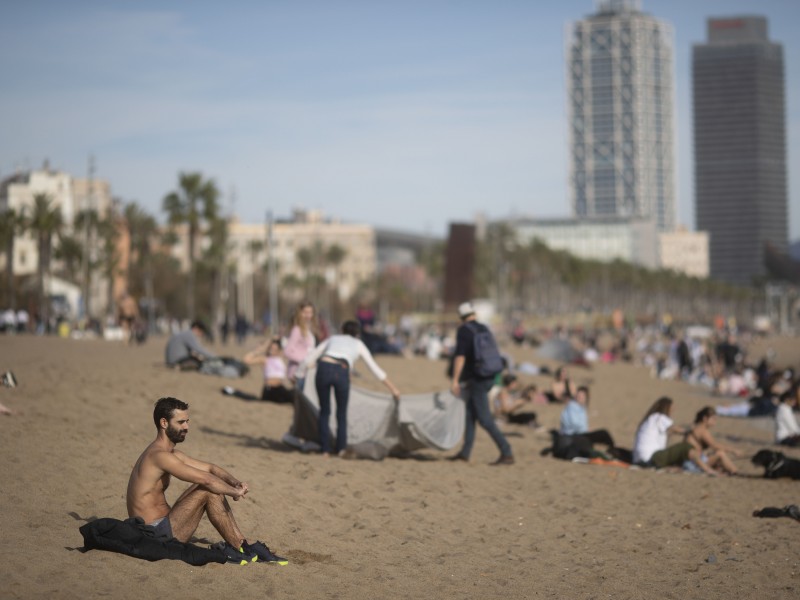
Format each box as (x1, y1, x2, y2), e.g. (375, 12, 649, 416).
(458, 302, 476, 319)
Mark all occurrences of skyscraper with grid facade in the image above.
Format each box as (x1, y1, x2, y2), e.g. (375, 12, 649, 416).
(693, 16, 787, 286)
(568, 0, 675, 232)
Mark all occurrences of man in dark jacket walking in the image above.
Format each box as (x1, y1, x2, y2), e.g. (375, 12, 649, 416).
(449, 302, 514, 465)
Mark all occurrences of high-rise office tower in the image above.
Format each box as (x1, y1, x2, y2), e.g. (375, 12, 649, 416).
(568, 0, 675, 231)
(693, 16, 788, 285)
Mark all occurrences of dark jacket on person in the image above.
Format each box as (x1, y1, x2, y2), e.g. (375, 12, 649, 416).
(79, 517, 226, 566)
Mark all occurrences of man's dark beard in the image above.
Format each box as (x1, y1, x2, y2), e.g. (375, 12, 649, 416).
(166, 424, 187, 444)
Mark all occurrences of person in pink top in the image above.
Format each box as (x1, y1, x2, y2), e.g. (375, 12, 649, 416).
(284, 301, 317, 393)
(243, 338, 294, 404)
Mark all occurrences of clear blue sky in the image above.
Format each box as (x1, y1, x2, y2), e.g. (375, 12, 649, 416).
(1, 0, 798, 239)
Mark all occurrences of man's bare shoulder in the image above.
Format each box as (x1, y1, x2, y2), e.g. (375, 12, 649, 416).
(135, 441, 182, 472)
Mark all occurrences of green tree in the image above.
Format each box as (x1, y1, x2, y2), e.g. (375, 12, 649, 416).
(74, 208, 100, 317)
(0, 207, 27, 310)
(97, 210, 121, 318)
(162, 172, 220, 319)
(123, 202, 159, 325)
(325, 243, 347, 320)
(29, 194, 63, 328)
(296, 246, 313, 300)
(203, 216, 230, 328)
(53, 234, 84, 283)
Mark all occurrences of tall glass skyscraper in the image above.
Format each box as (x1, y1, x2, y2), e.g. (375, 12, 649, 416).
(693, 16, 787, 286)
(568, 0, 675, 232)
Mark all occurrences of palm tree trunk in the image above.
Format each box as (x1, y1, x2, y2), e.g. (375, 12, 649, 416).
(38, 235, 49, 331)
(6, 235, 15, 312)
(187, 222, 196, 320)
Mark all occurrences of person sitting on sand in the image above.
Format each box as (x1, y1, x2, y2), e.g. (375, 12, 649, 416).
(632, 397, 716, 475)
(545, 366, 573, 404)
(165, 321, 217, 370)
(490, 374, 540, 427)
(775, 388, 800, 447)
(126, 397, 287, 564)
(243, 337, 294, 404)
(683, 406, 740, 475)
(559, 386, 615, 451)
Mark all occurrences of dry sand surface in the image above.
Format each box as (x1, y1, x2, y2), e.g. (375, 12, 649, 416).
(1, 334, 799, 599)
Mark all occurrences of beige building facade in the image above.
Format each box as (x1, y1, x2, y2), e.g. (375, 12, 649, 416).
(0, 165, 114, 316)
(658, 227, 709, 278)
(167, 209, 377, 320)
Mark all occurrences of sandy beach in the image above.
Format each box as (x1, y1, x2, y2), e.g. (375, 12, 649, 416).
(0, 333, 798, 599)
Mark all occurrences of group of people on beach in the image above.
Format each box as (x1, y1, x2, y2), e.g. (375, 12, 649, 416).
(127, 299, 411, 563)
(532, 342, 800, 473)
(120, 299, 800, 567)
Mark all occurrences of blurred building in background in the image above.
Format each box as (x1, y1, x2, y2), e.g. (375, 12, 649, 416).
(658, 227, 709, 279)
(0, 163, 115, 318)
(568, 0, 675, 231)
(513, 216, 659, 268)
(693, 16, 788, 285)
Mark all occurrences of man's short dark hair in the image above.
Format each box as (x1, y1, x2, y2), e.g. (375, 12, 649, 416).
(342, 320, 360, 337)
(576, 386, 590, 403)
(153, 397, 189, 429)
(502, 374, 518, 387)
(190, 320, 209, 337)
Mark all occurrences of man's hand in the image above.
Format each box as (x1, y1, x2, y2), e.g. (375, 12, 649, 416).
(451, 381, 461, 397)
(232, 481, 249, 501)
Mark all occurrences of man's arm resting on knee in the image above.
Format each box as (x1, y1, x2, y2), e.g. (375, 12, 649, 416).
(156, 452, 245, 498)
(174, 451, 247, 492)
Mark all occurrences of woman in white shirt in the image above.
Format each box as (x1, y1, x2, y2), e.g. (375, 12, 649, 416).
(633, 397, 696, 469)
(297, 320, 400, 456)
(775, 389, 800, 447)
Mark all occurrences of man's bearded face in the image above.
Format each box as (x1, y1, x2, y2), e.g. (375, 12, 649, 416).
(165, 410, 189, 443)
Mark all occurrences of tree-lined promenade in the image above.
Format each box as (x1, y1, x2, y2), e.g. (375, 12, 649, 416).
(0, 170, 766, 332)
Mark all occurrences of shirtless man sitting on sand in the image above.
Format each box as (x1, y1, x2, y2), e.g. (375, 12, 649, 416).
(126, 396, 287, 565)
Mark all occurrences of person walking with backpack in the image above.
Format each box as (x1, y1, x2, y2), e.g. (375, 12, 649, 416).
(449, 302, 514, 465)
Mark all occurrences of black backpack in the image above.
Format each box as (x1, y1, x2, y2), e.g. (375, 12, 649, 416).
(466, 321, 504, 378)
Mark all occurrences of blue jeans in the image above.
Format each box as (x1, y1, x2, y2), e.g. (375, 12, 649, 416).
(458, 377, 512, 459)
(315, 361, 350, 454)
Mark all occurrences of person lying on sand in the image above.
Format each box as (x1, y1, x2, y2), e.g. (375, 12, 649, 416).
(126, 396, 287, 564)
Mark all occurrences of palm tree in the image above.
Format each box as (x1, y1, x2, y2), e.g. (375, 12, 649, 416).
(124, 202, 159, 328)
(97, 211, 121, 318)
(123, 202, 153, 282)
(246, 239, 264, 323)
(0, 207, 27, 310)
(296, 246, 313, 300)
(162, 172, 220, 320)
(325, 244, 347, 296)
(204, 215, 230, 329)
(28, 194, 63, 330)
(53, 234, 84, 283)
(74, 207, 100, 317)
(325, 243, 347, 322)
